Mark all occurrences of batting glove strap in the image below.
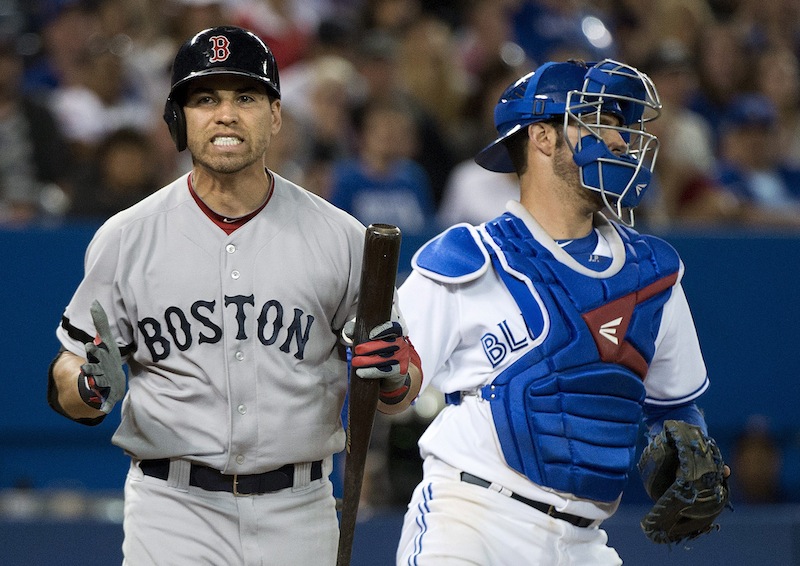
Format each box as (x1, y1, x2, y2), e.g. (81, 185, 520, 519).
(378, 374, 411, 405)
(77, 370, 107, 410)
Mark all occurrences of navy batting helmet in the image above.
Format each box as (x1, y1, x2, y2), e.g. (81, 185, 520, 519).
(163, 26, 280, 151)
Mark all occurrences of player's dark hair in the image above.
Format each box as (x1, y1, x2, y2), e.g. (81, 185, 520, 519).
(504, 128, 528, 176)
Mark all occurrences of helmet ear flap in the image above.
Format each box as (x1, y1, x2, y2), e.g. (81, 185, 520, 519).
(163, 97, 187, 152)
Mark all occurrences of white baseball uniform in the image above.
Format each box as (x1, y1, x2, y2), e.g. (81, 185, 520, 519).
(57, 171, 367, 565)
(396, 201, 709, 565)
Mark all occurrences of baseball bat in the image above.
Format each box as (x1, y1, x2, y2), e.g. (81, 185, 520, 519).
(336, 223, 402, 566)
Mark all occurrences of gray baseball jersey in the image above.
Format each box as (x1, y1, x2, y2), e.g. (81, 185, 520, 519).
(57, 171, 365, 474)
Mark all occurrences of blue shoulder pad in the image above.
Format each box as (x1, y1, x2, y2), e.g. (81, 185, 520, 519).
(411, 224, 490, 283)
(640, 233, 682, 276)
(616, 224, 682, 279)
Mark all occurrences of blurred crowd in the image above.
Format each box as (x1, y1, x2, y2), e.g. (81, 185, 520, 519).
(3, 0, 800, 233)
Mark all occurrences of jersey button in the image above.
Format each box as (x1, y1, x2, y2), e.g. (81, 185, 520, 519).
(237, 404, 247, 415)
(226, 244, 236, 254)
(236, 454, 245, 465)
(235, 351, 244, 361)
(231, 270, 240, 279)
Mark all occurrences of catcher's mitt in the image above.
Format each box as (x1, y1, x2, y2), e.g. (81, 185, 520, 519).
(637, 420, 730, 545)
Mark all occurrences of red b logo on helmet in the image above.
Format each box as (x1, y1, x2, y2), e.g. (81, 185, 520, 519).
(208, 35, 231, 63)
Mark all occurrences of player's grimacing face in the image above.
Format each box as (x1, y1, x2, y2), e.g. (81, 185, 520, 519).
(183, 75, 281, 174)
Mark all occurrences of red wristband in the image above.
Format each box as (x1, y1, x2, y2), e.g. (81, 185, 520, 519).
(378, 375, 411, 405)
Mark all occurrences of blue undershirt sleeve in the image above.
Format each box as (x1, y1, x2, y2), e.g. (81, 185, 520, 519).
(643, 401, 708, 438)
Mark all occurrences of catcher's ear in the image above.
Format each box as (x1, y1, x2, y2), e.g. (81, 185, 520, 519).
(163, 97, 187, 152)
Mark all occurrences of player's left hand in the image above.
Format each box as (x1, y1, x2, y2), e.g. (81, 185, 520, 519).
(638, 420, 731, 544)
(79, 300, 126, 414)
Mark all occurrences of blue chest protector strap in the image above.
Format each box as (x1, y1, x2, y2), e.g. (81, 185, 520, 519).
(489, 252, 546, 341)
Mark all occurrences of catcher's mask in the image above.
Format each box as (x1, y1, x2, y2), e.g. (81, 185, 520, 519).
(163, 26, 280, 152)
(475, 59, 661, 226)
(567, 59, 661, 226)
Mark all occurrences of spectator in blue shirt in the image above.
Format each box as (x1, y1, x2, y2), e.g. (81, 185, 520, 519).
(714, 93, 800, 229)
(329, 96, 436, 234)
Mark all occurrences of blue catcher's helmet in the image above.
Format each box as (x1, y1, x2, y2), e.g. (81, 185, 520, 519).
(475, 59, 661, 226)
(474, 60, 589, 173)
(163, 26, 280, 152)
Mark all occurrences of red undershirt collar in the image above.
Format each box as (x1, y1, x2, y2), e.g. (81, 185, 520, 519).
(188, 172, 275, 234)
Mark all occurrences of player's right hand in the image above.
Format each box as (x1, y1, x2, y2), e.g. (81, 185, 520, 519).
(350, 321, 412, 384)
(77, 300, 126, 414)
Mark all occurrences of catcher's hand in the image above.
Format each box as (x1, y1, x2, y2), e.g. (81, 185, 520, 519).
(78, 300, 126, 414)
(637, 420, 730, 545)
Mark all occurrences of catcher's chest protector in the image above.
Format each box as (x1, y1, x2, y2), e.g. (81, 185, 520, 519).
(481, 215, 680, 502)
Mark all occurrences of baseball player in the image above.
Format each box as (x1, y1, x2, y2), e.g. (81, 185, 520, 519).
(46, 26, 422, 565)
(395, 60, 728, 564)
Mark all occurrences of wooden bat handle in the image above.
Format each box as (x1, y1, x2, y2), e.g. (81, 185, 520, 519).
(336, 223, 402, 566)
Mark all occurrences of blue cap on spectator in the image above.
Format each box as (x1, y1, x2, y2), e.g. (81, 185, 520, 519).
(724, 93, 777, 129)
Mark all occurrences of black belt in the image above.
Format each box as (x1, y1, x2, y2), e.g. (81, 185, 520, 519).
(140, 459, 323, 496)
(460, 472, 594, 528)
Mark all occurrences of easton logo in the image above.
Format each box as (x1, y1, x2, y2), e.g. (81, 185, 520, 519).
(635, 183, 647, 196)
(598, 316, 623, 344)
(208, 35, 231, 62)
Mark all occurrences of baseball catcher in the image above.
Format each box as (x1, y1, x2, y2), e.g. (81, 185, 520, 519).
(638, 420, 731, 545)
(395, 58, 732, 565)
